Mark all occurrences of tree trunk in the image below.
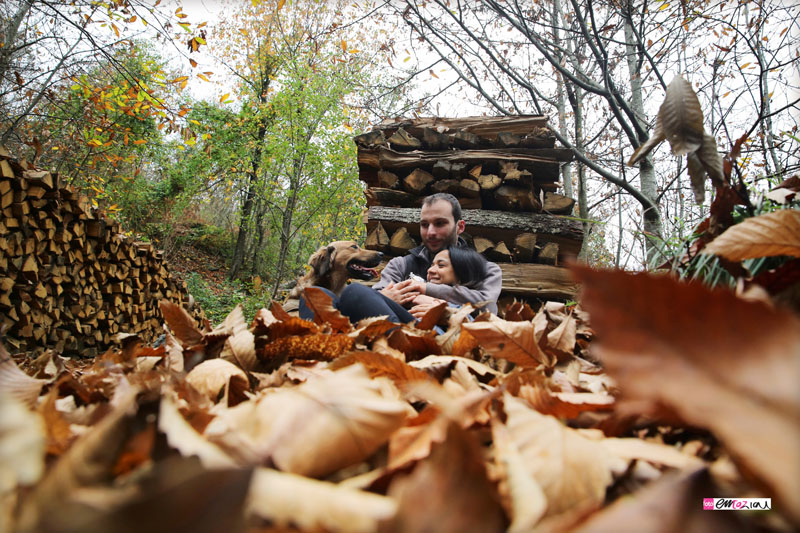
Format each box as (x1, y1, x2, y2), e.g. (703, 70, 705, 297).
(552, 0, 573, 207)
(624, 6, 662, 264)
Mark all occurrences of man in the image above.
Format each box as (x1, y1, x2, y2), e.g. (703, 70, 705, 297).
(374, 193, 502, 315)
(299, 193, 501, 323)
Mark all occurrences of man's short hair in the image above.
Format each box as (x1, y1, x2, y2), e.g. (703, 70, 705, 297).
(422, 193, 463, 222)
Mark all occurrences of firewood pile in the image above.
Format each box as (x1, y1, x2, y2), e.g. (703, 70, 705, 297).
(0, 148, 203, 356)
(355, 116, 584, 301)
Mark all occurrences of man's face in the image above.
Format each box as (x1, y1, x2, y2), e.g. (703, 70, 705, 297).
(420, 200, 465, 254)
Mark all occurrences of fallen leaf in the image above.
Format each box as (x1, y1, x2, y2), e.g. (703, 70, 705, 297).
(159, 300, 203, 347)
(546, 311, 577, 360)
(571, 468, 756, 533)
(303, 287, 352, 332)
(0, 392, 45, 487)
(464, 318, 554, 368)
(247, 468, 396, 533)
(185, 359, 249, 404)
(220, 327, 257, 372)
(205, 365, 408, 477)
(15, 387, 140, 531)
(572, 264, 800, 523)
(502, 393, 614, 517)
(416, 300, 447, 330)
(158, 390, 238, 470)
(704, 209, 800, 261)
(0, 344, 49, 407)
(492, 416, 547, 531)
(389, 423, 507, 533)
(330, 351, 434, 387)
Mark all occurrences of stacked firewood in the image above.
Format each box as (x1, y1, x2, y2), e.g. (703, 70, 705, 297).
(356, 116, 584, 301)
(0, 148, 203, 356)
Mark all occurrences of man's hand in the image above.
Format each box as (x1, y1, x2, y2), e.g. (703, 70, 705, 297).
(409, 294, 446, 319)
(380, 279, 424, 305)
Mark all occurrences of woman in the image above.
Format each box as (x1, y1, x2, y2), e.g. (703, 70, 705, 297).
(409, 246, 489, 319)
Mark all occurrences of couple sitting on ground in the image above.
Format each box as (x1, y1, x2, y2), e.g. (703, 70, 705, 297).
(299, 193, 502, 324)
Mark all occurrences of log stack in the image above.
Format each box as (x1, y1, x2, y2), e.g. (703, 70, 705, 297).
(355, 116, 583, 301)
(0, 148, 204, 356)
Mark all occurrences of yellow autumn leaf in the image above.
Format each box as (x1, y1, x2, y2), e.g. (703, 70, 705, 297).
(197, 73, 209, 82)
(219, 93, 230, 103)
(133, 139, 147, 145)
(171, 76, 189, 84)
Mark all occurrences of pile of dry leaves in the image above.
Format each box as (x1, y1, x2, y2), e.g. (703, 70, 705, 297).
(1, 210, 799, 532)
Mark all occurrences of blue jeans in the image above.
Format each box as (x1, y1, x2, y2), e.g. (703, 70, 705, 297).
(298, 283, 416, 325)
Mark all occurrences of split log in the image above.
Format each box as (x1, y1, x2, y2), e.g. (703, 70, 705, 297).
(403, 168, 435, 195)
(499, 262, 578, 299)
(354, 130, 386, 148)
(514, 233, 537, 262)
(486, 241, 513, 263)
(365, 188, 420, 208)
(457, 197, 482, 209)
(430, 179, 461, 196)
(468, 165, 482, 179)
(452, 130, 482, 150)
(389, 227, 417, 256)
(432, 160, 452, 179)
(458, 179, 480, 198)
(387, 127, 422, 150)
(499, 161, 532, 184)
(366, 206, 583, 257)
(477, 174, 502, 191)
(473, 236, 494, 255)
(494, 185, 541, 212)
(365, 223, 390, 252)
(542, 192, 575, 215)
(378, 170, 399, 189)
(497, 132, 521, 148)
(539, 242, 560, 265)
(422, 127, 450, 150)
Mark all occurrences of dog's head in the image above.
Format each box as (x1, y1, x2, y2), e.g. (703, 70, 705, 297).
(307, 241, 383, 292)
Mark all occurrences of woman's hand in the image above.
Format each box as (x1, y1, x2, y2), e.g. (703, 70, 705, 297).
(409, 294, 446, 319)
(380, 280, 421, 305)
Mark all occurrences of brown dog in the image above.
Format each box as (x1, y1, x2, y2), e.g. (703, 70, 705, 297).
(290, 240, 383, 298)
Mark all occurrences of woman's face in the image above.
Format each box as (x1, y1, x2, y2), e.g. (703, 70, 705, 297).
(427, 250, 458, 285)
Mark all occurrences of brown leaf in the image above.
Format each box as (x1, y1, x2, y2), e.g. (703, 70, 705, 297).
(265, 316, 319, 340)
(704, 209, 800, 261)
(330, 351, 435, 387)
(303, 287, 352, 332)
(185, 359, 249, 404)
(15, 387, 139, 531)
(659, 76, 704, 156)
(0, 343, 48, 407)
(389, 423, 507, 533)
(501, 394, 614, 518)
(205, 365, 408, 477)
(387, 327, 441, 360)
(85, 456, 252, 533)
(416, 300, 448, 330)
(572, 264, 800, 523)
(220, 327, 257, 372)
(464, 318, 554, 368)
(697, 130, 724, 187)
(492, 416, 547, 531)
(0, 392, 45, 488)
(159, 300, 203, 347)
(627, 116, 666, 166)
(158, 390, 238, 470)
(545, 311, 577, 360)
(162, 325, 184, 373)
(687, 151, 707, 204)
(247, 468, 396, 533)
(571, 468, 757, 533)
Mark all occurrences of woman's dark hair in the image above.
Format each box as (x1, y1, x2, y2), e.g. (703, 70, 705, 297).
(446, 245, 487, 287)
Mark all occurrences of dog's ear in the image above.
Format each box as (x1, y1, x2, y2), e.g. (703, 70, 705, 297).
(309, 245, 336, 277)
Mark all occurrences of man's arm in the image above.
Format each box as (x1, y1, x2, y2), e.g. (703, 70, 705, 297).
(372, 256, 408, 290)
(424, 260, 502, 313)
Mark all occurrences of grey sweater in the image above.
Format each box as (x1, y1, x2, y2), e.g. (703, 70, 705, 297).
(373, 244, 502, 314)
